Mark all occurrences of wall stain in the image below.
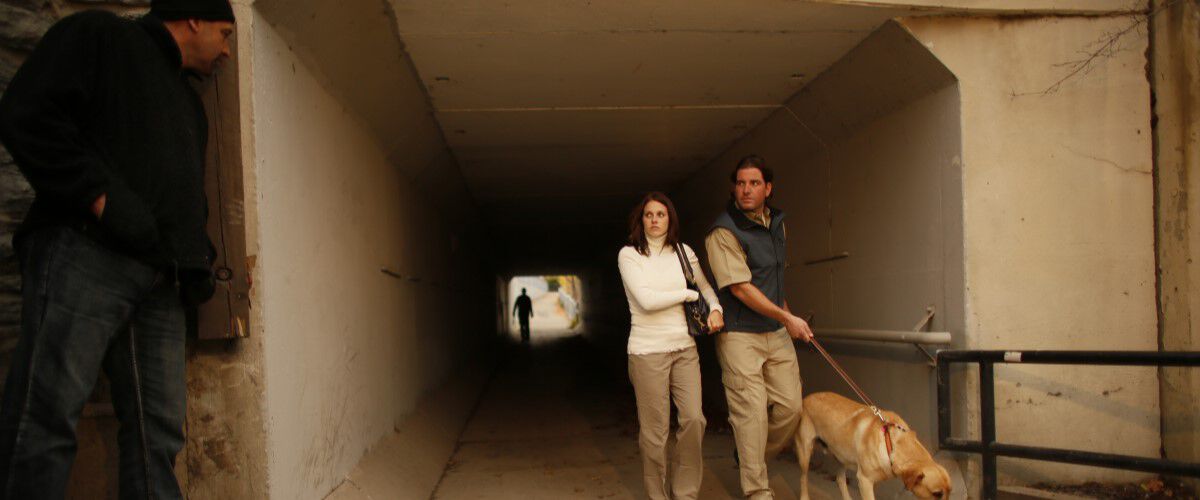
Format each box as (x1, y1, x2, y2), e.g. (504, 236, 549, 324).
(202, 437, 238, 473)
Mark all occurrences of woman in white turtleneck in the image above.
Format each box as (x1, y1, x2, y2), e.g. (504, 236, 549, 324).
(617, 191, 723, 500)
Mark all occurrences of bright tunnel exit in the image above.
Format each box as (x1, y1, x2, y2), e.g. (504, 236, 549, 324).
(506, 275, 583, 342)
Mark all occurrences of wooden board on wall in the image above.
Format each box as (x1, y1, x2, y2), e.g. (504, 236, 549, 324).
(197, 33, 251, 340)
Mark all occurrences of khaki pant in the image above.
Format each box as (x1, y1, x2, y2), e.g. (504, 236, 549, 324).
(716, 329, 803, 499)
(628, 347, 707, 500)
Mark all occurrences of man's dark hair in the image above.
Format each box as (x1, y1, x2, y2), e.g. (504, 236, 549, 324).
(730, 154, 773, 183)
(627, 191, 682, 257)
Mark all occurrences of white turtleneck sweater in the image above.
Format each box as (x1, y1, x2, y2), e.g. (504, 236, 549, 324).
(617, 234, 722, 355)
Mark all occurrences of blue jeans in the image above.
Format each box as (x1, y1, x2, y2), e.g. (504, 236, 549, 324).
(0, 227, 186, 500)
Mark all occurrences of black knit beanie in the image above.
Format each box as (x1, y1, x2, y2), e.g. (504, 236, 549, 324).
(150, 0, 235, 22)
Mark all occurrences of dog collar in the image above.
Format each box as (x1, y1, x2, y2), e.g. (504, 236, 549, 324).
(883, 423, 895, 459)
(882, 421, 905, 476)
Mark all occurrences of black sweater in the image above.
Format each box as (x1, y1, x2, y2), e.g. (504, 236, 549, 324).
(0, 11, 214, 279)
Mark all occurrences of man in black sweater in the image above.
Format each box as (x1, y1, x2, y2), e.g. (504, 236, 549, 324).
(0, 0, 233, 497)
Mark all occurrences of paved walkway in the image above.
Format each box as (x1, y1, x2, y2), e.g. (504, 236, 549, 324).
(430, 332, 852, 500)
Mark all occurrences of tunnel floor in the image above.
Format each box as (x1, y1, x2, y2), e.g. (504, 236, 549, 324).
(428, 328, 853, 499)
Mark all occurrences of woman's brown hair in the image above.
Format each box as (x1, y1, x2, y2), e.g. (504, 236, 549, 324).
(627, 191, 681, 256)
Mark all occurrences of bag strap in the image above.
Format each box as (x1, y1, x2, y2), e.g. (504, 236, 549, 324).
(673, 243, 696, 284)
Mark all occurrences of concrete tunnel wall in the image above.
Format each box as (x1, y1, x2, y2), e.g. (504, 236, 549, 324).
(1154, 0, 1200, 485)
(904, 14, 1160, 487)
(245, 2, 496, 498)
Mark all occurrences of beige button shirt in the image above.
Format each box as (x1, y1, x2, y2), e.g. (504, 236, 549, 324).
(704, 207, 784, 290)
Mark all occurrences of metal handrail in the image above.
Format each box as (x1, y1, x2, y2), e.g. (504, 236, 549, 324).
(814, 328, 951, 345)
(937, 349, 1200, 499)
(807, 306, 950, 365)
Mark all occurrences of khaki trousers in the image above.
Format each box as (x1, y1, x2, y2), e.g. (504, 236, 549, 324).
(628, 347, 707, 500)
(716, 329, 803, 499)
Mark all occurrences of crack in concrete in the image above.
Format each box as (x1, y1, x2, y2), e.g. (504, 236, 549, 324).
(1064, 146, 1151, 174)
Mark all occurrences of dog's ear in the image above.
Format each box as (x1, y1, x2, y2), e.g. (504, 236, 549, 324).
(903, 471, 925, 490)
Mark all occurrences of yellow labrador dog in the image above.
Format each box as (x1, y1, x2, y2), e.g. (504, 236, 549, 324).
(796, 392, 950, 500)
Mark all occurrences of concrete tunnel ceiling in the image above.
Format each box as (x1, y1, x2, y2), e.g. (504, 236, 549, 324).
(389, 0, 910, 229)
(257, 0, 1140, 270)
(253, 0, 976, 274)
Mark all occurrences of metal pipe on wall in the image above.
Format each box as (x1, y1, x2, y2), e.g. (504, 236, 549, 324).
(812, 328, 952, 345)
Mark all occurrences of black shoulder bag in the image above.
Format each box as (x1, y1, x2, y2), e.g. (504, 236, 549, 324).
(674, 243, 711, 337)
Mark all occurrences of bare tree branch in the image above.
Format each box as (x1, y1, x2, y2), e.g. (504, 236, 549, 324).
(1012, 0, 1188, 97)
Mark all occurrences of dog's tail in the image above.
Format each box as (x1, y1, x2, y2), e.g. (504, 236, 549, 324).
(796, 408, 818, 469)
(797, 408, 822, 500)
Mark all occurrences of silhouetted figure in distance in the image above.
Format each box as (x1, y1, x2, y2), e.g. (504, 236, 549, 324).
(513, 288, 534, 342)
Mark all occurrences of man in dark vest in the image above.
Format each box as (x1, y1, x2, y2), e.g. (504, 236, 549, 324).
(0, 0, 233, 497)
(705, 154, 814, 499)
(513, 288, 534, 342)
